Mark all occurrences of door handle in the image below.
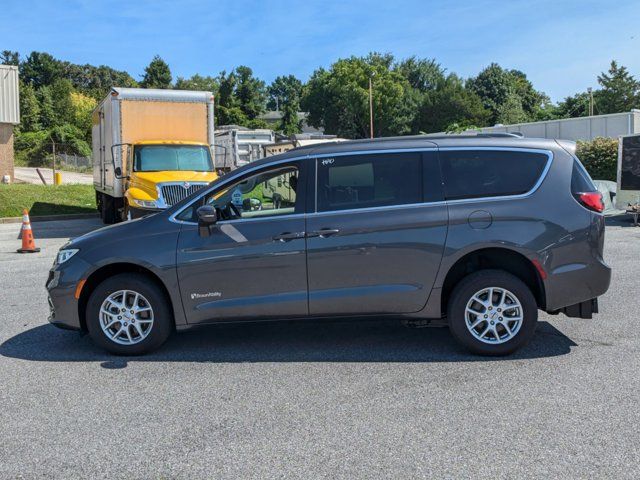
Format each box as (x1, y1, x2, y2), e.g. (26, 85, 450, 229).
(308, 228, 340, 238)
(273, 231, 305, 242)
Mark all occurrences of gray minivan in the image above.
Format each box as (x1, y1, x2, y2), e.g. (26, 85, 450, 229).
(47, 134, 611, 356)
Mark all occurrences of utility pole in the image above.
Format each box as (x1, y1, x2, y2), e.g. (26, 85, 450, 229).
(587, 87, 594, 116)
(369, 72, 375, 139)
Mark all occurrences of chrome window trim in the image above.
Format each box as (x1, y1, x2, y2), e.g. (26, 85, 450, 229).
(169, 145, 553, 224)
(439, 147, 553, 205)
(313, 148, 437, 214)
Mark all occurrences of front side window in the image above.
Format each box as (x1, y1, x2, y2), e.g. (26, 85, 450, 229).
(176, 165, 300, 222)
(316, 153, 423, 212)
(440, 150, 549, 200)
(134, 145, 213, 172)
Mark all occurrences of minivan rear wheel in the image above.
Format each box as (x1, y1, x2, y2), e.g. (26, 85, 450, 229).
(86, 273, 173, 355)
(447, 270, 537, 356)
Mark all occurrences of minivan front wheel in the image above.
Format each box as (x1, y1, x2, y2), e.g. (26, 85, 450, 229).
(447, 270, 537, 356)
(86, 273, 173, 355)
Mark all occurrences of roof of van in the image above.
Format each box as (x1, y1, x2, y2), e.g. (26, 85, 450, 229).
(269, 133, 567, 159)
(227, 134, 569, 178)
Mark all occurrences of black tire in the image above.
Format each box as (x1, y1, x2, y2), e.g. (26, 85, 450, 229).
(447, 270, 538, 356)
(86, 273, 173, 355)
(100, 193, 116, 225)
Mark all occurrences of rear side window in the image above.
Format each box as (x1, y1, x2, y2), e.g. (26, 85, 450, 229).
(440, 150, 549, 200)
(571, 159, 597, 193)
(316, 153, 423, 212)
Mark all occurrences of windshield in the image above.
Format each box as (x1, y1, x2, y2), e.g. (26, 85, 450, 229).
(134, 145, 213, 172)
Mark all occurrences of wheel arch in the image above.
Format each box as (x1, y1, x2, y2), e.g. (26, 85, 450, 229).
(440, 247, 546, 316)
(78, 262, 175, 332)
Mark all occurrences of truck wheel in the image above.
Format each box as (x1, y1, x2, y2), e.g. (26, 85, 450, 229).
(100, 194, 116, 224)
(447, 270, 538, 356)
(86, 273, 173, 355)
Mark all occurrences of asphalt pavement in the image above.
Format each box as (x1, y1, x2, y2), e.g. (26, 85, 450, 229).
(0, 217, 639, 479)
(14, 167, 93, 185)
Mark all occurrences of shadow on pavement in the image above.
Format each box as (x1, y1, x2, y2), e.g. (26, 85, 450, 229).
(1, 318, 576, 367)
(17, 217, 104, 240)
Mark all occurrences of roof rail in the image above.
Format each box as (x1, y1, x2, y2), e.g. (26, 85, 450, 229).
(476, 132, 524, 138)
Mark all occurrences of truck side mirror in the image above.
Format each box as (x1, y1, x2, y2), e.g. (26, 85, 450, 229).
(197, 205, 217, 237)
(114, 166, 123, 178)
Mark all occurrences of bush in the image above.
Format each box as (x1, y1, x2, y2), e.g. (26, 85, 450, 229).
(575, 137, 618, 181)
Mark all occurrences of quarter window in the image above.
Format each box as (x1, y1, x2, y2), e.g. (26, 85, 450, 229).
(440, 150, 549, 200)
(316, 153, 423, 212)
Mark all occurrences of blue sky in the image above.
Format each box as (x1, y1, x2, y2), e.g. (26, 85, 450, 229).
(1, 0, 639, 102)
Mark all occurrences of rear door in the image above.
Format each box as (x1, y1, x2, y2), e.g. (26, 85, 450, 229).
(306, 150, 448, 316)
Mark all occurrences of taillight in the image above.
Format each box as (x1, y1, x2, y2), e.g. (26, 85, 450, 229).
(576, 192, 604, 213)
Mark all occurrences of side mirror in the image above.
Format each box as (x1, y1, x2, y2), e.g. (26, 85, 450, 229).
(114, 166, 123, 178)
(197, 205, 217, 237)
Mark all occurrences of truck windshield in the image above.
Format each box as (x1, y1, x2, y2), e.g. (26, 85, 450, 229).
(134, 145, 213, 172)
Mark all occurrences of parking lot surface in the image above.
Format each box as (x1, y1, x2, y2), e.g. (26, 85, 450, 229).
(1, 217, 639, 479)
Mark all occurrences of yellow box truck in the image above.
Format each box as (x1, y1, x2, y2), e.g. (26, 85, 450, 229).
(93, 87, 217, 223)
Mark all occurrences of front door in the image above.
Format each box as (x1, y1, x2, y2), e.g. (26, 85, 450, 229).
(306, 150, 448, 316)
(176, 161, 309, 324)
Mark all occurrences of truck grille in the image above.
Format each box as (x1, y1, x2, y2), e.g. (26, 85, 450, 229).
(159, 183, 208, 207)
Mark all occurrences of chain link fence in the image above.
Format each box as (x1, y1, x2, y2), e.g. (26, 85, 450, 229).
(57, 153, 92, 172)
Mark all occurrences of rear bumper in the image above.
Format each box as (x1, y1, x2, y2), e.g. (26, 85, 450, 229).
(544, 258, 611, 313)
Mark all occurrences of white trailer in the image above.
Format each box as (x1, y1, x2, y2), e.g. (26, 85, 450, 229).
(213, 127, 275, 171)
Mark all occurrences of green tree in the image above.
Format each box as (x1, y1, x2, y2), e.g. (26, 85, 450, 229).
(140, 55, 172, 89)
(302, 53, 417, 138)
(235, 66, 267, 120)
(267, 75, 303, 111)
(17, 82, 41, 131)
(596, 60, 639, 114)
(20, 51, 62, 88)
(555, 92, 590, 118)
(216, 67, 267, 127)
(50, 78, 75, 126)
(268, 75, 303, 134)
(175, 74, 218, 93)
(467, 63, 548, 124)
(36, 85, 56, 129)
(394, 56, 445, 92)
(414, 74, 489, 133)
(62, 62, 138, 99)
(1, 50, 19, 65)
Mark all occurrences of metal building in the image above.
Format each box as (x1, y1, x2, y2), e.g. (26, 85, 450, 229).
(0, 65, 20, 183)
(476, 110, 640, 141)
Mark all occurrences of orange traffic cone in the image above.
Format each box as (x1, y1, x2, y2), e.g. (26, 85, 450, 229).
(17, 209, 40, 253)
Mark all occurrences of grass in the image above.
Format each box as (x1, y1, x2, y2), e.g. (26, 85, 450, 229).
(0, 184, 96, 218)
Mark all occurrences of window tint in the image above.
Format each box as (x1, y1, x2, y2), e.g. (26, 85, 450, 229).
(441, 150, 548, 200)
(571, 159, 596, 193)
(316, 153, 423, 212)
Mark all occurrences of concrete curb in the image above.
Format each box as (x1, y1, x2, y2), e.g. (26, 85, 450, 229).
(0, 213, 99, 224)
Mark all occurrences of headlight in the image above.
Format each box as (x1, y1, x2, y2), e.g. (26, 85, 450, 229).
(56, 248, 79, 264)
(130, 198, 158, 208)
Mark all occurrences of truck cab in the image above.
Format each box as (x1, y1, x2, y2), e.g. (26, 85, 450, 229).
(120, 141, 217, 219)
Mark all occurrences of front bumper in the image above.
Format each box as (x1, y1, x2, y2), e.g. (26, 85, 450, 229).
(46, 258, 91, 331)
